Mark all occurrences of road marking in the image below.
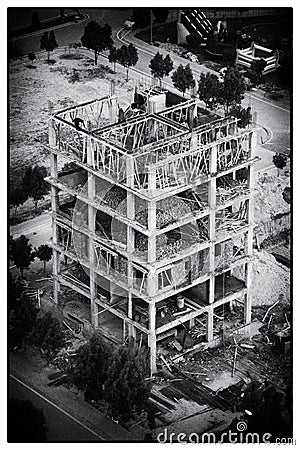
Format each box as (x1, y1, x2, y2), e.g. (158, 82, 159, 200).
(10, 374, 106, 440)
(116, 28, 291, 114)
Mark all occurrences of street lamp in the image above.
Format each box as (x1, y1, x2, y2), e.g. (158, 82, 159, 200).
(150, 9, 153, 45)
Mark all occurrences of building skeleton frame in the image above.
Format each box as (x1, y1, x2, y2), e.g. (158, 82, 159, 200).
(47, 95, 259, 375)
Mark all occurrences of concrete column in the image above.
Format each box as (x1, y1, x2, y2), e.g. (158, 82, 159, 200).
(127, 292, 136, 339)
(148, 301, 157, 375)
(50, 143, 60, 304)
(206, 308, 214, 341)
(52, 252, 60, 305)
(48, 118, 56, 147)
(50, 153, 58, 178)
(210, 144, 218, 175)
(244, 261, 253, 324)
(209, 275, 215, 304)
(126, 156, 136, 338)
(208, 177, 216, 211)
(87, 150, 97, 327)
(148, 268, 157, 297)
(208, 174, 216, 308)
(148, 165, 157, 194)
(207, 144, 217, 338)
(148, 202, 156, 264)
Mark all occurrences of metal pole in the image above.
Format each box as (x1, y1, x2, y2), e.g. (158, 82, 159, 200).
(150, 10, 153, 45)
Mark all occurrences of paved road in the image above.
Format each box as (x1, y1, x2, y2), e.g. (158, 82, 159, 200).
(9, 375, 105, 441)
(10, 212, 52, 249)
(12, 8, 130, 54)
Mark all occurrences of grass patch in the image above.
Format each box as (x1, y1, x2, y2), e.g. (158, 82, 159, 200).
(83, 65, 114, 80)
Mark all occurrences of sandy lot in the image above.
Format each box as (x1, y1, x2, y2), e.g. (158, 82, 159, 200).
(9, 51, 135, 189)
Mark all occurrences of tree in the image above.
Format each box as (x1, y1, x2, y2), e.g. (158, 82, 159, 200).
(108, 46, 118, 72)
(8, 274, 24, 311)
(250, 58, 267, 85)
(12, 296, 38, 348)
(31, 11, 41, 31)
(117, 44, 139, 81)
(282, 186, 291, 204)
(171, 64, 195, 96)
(35, 244, 52, 274)
(8, 399, 47, 442)
(220, 66, 245, 113)
(31, 312, 64, 357)
(81, 21, 113, 65)
(273, 153, 287, 171)
(149, 52, 173, 86)
(10, 187, 27, 214)
(163, 54, 174, 78)
(10, 235, 34, 278)
(40, 31, 58, 62)
(71, 332, 111, 401)
(197, 72, 222, 110)
(149, 52, 164, 82)
(103, 339, 150, 421)
(28, 52, 36, 63)
(152, 8, 169, 23)
(22, 165, 49, 211)
(229, 104, 252, 128)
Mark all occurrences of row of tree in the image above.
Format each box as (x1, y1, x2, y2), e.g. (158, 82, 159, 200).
(71, 333, 150, 422)
(10, 165, 49, 214)
(149, 52, 248, 116)
(9, 275, 63, 355)
(37, 18, 250, 116)
(10, 235, 52, 277)
(80, 21, 139, 80)
(108, 44, 138, 80)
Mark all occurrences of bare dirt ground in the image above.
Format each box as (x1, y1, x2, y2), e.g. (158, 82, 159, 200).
(9, 50, 135, 190)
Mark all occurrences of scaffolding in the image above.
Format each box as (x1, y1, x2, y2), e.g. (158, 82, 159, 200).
(47, 94, 258, 375)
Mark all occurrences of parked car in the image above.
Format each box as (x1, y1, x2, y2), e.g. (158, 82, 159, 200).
(185, 52, 198, 63)
(124, 20, 135, 29)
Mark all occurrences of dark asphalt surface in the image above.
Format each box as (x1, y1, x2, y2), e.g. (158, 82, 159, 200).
(12, 8, 131, 55)
(9, 376, 104, 442)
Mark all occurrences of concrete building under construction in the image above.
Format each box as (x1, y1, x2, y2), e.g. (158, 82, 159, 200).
(46, 89, 258, 375)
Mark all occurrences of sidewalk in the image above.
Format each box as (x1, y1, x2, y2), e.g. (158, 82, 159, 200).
(10, 350, 137, 441)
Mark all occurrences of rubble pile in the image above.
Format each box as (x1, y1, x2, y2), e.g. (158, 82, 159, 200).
(252, 249, 290, 306)
(254, 173, 290, 224)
